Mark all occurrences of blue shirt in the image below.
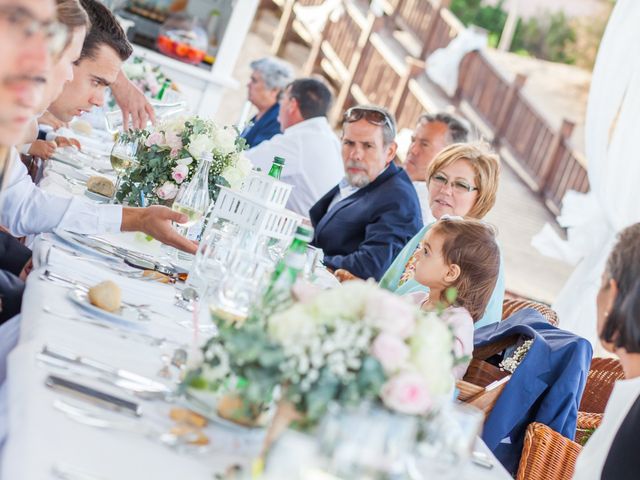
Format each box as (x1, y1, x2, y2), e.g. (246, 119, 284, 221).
(240, 103, 282, 148)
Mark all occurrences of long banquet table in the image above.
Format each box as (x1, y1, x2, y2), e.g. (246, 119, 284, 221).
(0, 145, 513, 480)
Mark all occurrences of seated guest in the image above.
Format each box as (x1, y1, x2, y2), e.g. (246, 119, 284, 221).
(379, 142, 504, 328)
(240, 57, 294, 148)
(0, 0, 195, 254)
(404, 113, 469, 223)
(410, 218, 500, 379)
(245, 78, 343, 215)
(573, 223, 640, 480)
(310, 105, 422, 281)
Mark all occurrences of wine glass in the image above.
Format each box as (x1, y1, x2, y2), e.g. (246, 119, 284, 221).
(109, 136, 139, 203)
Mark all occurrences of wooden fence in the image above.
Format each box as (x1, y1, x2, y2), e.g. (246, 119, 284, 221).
(266, 0, 589, 215)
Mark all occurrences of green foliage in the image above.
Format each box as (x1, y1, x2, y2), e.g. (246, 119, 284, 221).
(450, 0, 578, 64)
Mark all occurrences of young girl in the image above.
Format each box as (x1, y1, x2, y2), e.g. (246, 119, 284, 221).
(410, 217, 501, 378)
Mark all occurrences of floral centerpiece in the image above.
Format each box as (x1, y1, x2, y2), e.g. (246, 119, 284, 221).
(123, 56, 174, 100)
(116, 116, 252, 206)
(185, 281, 460, 428)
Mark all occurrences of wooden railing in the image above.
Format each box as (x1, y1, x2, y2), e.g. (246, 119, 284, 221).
(268, 0, 589, 215)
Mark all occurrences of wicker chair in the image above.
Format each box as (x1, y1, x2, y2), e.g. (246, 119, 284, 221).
(574, 357, 625, 444)
(516, 422, 581, 480)
(501, 298, 559, 326)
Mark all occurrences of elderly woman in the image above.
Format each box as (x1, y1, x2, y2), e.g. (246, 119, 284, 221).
(240, 57, 295, 148)
(378, 142, 503, 327)
(573, 223, 640, 479)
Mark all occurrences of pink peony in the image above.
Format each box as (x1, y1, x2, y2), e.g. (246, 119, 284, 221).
(366, 290, 416, 339)
(171, 164, 189, 184)
(380, 371, 432, 415)
(156, 181, 178, 200)
(145, 131, 164, 148)
(371, 333, 410, 373)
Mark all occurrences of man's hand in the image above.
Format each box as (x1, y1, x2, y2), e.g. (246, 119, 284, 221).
(111, 70, 156, 131)
(28, 140, 57, 159)
(40, 110, 68, 130)
(121, 205, 197, 254)
(55, 136, 82, 150)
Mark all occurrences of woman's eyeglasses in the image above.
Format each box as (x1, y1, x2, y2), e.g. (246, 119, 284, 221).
(430, 172, 478, 193)
(344, 106, 396, 138)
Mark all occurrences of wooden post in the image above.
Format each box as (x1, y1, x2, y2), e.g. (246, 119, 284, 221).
(419, 0, 451, 59)
(330, 13, 384, 125)
(390, 56, 425, 119)
(492, 72, 527, 147)
(270, 0, 296, 56)
(539, 119, 575, 193)
(303, 5, 332, 75)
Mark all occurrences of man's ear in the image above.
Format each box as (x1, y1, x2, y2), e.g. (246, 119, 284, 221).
(445, 263, 461, 284)
(385, 141, 398, 165)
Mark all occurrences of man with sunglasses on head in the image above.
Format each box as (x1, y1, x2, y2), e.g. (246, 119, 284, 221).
(309, 105, 422, 281)
(244, 77, 343, 216)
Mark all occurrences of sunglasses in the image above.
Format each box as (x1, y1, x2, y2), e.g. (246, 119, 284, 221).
(344, 106, 396, 138)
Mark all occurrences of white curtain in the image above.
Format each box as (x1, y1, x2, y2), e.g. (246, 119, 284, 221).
(532, 0, 640, 347)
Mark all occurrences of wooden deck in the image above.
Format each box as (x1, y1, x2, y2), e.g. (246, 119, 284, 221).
(214, 7, 574, 305)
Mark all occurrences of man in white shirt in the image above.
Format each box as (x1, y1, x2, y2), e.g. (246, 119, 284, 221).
(244, 78, 343, 216)
(404, 112, 469, 224)
(0, 0, 195, 253)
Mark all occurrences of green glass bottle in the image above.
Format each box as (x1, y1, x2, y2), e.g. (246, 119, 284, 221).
(260, 225, 314, 315)
(156, 79, 171, 101)
(268, 156, 285, 179)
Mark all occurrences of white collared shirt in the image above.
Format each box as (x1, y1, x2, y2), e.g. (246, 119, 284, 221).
(328, 177, 360, 211)
(412, 180, 435, 225)
(0, 148, 122, 236)
(244, 116, 343, 216)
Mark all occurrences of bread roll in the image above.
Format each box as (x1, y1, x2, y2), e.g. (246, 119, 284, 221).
(71, 119, 92, 136)
(86, 176, 115, 198)
(88, 280, 121, 312)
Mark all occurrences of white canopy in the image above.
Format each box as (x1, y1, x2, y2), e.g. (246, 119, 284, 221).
(532, 0, 640, 348)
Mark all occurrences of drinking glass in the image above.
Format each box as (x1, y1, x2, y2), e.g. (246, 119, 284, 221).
(414, 403, 484, 477)
(209, 250, 270, 324)
(317, 402, 419, 479)
(109, 135, 139, 203)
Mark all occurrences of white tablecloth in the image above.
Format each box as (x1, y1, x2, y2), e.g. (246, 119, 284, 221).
(0, 158, 512, 480)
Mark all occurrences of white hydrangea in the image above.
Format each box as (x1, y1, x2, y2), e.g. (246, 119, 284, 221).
(410, 312, 455, 395)
(187, 133, 215, 160)
(212, 126, 239, 156)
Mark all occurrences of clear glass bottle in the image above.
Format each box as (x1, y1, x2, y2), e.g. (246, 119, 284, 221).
(171, 151, 212, 241)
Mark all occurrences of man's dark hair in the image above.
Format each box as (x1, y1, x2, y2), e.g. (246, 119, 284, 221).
(78, 0, 132, 62)
(287, 78, 333, 120)
(418, 112, 469, 143)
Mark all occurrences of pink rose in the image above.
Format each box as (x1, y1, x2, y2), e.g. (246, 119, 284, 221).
(380, 371, 432, 415)
(171, 164, 189, 184)
(156, 181, 178, 200)
(291, 280, 322, 304)
(145, 131, 164, 148)
(165, 131, 183, 152)
(366, 290, 416, 339)
(371, 333, 410, 373)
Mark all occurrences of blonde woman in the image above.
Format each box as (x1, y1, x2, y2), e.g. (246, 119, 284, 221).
(379, 142, 503, 327)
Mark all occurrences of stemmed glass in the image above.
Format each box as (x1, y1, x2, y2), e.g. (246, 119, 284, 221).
(109, 136, 139, 203)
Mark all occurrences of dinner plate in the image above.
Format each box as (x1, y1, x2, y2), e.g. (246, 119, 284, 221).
(180, 390, 269, 432)
(54, 230, 117, 262)
(84, 189, 112, 203)
(68, 288, 149, 330)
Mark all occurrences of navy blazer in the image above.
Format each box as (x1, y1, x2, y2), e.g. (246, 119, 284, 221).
(240, 103, 281, 148)
(475, 309, 593, 474)
(309, 163, 422, 281)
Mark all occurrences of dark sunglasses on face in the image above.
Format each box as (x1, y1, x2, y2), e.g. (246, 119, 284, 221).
(430, 172, 478, 193)
(344, 106, 396, 138)
(0, 6, 69, 58)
